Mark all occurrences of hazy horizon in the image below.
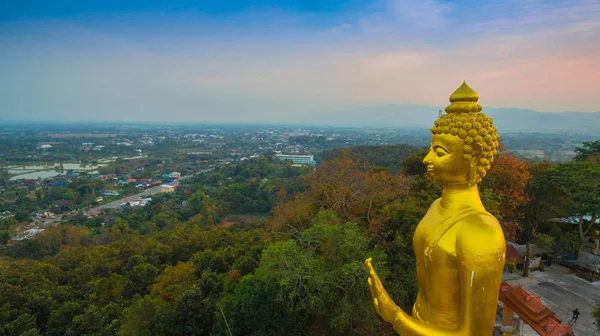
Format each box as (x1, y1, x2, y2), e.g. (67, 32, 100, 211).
(1, 104, 599, 125)
(1, 0, 599, 123)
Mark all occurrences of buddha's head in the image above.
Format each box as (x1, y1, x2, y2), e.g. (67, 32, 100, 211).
(423, 82, 499, 184)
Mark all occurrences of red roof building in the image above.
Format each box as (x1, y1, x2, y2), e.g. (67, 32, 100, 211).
(499, 283, 573, 336)
(56, 200, 74, 208)
(506, 243, 524, 265)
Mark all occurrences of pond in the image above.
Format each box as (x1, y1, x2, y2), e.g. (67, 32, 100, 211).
(8, 163, 109, 180)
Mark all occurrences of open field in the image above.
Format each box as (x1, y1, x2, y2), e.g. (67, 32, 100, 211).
(47, 133, 121, 138)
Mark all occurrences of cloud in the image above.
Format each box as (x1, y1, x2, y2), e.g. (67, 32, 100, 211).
(330, 23, 353, 34)
(387, 0, 453, 28)
(354, 0, 454, 42)
(0, 0, 599, 122)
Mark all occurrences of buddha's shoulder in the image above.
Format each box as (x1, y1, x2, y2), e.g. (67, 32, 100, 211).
(427, 198, 442, 210)
(457, 212, 504, 241)
(456, 213, 505, 261)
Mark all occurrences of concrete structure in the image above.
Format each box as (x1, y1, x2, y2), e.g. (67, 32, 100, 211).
(274, 153, 316, 166)
(160, 184, 176, 193)
(583, 229, 600, 255)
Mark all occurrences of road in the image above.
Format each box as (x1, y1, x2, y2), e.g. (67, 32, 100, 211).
(87, 185, 164, 215)
(86, 168, 213, 215)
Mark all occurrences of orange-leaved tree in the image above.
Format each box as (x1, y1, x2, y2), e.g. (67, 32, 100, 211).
(480, 144, 531, 241)
(269, 150, 410, 234)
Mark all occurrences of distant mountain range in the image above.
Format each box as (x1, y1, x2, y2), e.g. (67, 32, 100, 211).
(317, 105, 600, 133)
(1, 105, 598, 133)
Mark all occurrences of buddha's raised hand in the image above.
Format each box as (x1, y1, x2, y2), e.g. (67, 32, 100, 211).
(365, 258, 401, 323)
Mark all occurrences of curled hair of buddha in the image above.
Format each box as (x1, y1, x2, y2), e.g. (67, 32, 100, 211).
(430, 81, 500, 183)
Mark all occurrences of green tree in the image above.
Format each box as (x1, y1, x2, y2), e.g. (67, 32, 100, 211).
(553, 230, 582, 254)
(218, 210, 390, 335)
(593, 304, 600, 333)
(46, 301, 84, 336)
(120, 296, 176, 336)
(87, 274, 126, 306)
(0, 230, 10, 246)
(0, 168, 10, 185)
(185, 191, 227, 227)
(375, 195, 430, 305)
(69, 303, 121, 336)
(0, 218, 18, 231)
(574, 140, 600, 162)
(151, 262, 196, 301)
(216, 273, 306, 336)
(15, 209, 32, 223)
(400, 149, 428, 176)
(172, 287, 216, 336)
(548, 161, 600, 243)
(152, 211, 181, 230)
(521, 162, 563, 276)
(21, 328, 42, 336)
(2, 313, 38, 336)
(124, 263, 159, 298)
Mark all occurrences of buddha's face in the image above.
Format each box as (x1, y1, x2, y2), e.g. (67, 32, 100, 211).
(422, 134, 473, 183)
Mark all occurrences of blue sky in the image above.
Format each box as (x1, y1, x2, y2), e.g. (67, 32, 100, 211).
(1, 0, 599, 122)
(2, 1, 375, 20)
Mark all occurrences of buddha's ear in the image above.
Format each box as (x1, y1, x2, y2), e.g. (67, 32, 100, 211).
(470, 143, 483, 167)
(468, 143, 483, 183)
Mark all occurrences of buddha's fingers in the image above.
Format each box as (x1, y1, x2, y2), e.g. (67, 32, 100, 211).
(365, 259, 385, 296)
(368, 277, 379, 299)
(364, 258, 381, 281)
(368, 278, 381, 313)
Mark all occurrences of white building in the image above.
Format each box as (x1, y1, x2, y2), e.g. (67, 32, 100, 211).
(275, 153, 316, 166)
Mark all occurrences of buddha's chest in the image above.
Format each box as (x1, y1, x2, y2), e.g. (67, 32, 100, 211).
(413, 209, 461, 270)
(413, 213, 462, 314)
(414, 206, 454, 246)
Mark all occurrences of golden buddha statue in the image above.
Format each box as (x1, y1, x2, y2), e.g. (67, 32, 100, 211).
(365, 82, 506, 335)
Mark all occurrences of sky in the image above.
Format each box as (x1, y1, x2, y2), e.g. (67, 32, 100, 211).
(1, 0, 599, 123)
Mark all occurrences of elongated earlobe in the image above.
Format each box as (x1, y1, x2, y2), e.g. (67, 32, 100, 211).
(468, 144, 482, 184)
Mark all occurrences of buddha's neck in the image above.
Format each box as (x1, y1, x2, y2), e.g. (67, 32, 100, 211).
(440, 182, 484, 211)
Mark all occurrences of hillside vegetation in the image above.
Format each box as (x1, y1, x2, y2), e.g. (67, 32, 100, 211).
(1, 142, 599, 335)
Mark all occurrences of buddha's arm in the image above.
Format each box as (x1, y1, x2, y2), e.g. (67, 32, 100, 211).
(365, 215, 505, 336)
(405, 216, 504, 335)
(453, 215, 505, 335)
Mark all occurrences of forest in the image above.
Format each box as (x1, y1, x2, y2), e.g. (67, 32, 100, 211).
(1, 141, 600, 335)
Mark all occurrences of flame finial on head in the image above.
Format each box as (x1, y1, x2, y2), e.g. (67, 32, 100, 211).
(445, 81, 482, 114)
